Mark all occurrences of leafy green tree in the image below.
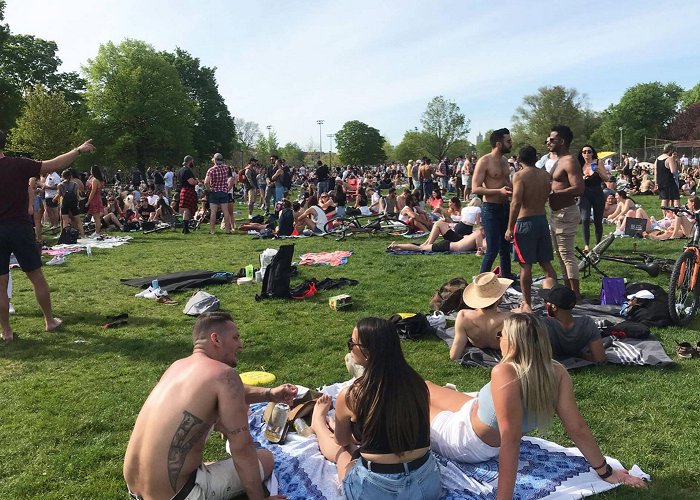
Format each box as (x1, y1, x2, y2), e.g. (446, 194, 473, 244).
(511, 86, 598, 152)
(591, 82, 683, 150)
(254, 130, 280, 161)
(681, 82, 700, 109)
(335, 120, 386, 166)
(667, 103, 700, 141)
(476, 129, 494, 156)
(7, 84, 79, 158)
(279, 142, 304, 165)
(420, 96, 470, 160)
(383, 139, 395, 162)
(234, 118, 261, 160)
(394, 130, 428, 163)
(84, 39, 194, 167)
(162, 48, 235, 160)
(446, 139, 474, 159)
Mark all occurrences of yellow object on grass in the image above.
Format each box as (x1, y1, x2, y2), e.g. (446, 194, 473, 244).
(240, 371, 276, 386)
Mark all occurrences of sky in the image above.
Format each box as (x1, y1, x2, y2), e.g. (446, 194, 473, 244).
(5, 0, 700, 152)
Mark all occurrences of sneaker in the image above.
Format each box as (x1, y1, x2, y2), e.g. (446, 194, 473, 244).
(90, 232, 99, 238)
(47, 256, 66, 266)
(8, 303, 15, 315)
(135, 286, 155, 298)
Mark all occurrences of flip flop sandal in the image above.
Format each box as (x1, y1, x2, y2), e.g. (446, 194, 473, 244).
(676, 341, 695, 359)
(103, 319, 128, 329)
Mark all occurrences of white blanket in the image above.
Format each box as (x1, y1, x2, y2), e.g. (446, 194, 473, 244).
(248, 381, 649, 499)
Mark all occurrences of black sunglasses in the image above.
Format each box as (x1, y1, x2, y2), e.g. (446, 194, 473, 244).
(582, 149, 594, 154)
(496, 331, 503, 340)
(347, 338, 362, 351)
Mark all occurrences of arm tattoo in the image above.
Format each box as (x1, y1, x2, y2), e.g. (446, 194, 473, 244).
(220, 423, 249, 438)
(167, 411, 209, 492)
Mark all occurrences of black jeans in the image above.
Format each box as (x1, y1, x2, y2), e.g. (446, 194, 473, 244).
(579, 187, 604, 247)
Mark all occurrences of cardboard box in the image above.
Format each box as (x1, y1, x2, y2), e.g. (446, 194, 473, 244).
(329, 294, 352, 310)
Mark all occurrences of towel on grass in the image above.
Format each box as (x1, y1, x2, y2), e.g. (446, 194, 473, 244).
(248, 381, 649, 499)
(299, 251, 352, 266)
(386, 248, 477, 255)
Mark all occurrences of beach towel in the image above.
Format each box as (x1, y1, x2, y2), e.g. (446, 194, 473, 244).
(246, 381, 649, 499)
(299, 251, 353, 267)
(386, 248, 477, 255)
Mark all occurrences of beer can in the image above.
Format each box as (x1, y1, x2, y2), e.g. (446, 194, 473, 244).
(293, 417, 313, 437)
(264, 403, 289, 443)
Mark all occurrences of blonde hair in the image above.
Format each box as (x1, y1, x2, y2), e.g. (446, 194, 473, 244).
(501, 313, 559, 429)
(468, 197, 482, 207)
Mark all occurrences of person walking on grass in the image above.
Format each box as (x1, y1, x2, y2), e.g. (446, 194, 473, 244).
(0, 130, 96, 341)
(204, 153, 235, 234)
(178, 155, 199, 234)
(505, 145, 558, 312)
(86, 165, 105, 236)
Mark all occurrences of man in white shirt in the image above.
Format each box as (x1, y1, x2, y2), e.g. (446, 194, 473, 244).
(680, 154, 689, 172)
(163, 166, 174, 197)
(43, 171, 61, 228)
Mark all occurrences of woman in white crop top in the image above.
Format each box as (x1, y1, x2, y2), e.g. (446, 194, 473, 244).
(427, 313, 646, 498)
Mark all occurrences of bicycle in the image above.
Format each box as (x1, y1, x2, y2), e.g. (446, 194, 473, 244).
(665, 206, 700, 326)
(577, 232, 675, 278)
(323, 213, 409, 241)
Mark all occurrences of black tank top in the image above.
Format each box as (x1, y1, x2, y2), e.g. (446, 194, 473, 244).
(583, 164, 603, 190)
(656, 157, 671, 188)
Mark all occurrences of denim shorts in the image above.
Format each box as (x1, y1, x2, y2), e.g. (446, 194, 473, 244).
(342, 453, 442, 499)
(208, 191, 229, 205)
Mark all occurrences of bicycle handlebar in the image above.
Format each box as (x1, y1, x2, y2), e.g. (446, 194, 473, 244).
(661, 206, 700, 221)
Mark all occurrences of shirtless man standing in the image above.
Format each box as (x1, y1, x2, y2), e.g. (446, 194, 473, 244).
(547, 125, 584, 301)
(471, 128, 514, 278)
(449, 272, 512, 359)
(124, 312, 294, 500)
(419, 157, 435, 202)
(505, 145, 558, 312)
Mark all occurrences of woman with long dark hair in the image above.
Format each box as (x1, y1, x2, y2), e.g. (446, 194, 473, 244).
(428, 313, 646, 498)
(577, 145, 609, 252)
(311, 317, 441, 499)
(86, 165, 105, 236)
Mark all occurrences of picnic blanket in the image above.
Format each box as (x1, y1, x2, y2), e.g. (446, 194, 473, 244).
(247, 381, 649, 499)
(121, 270, 235, 292)
(299, 251, 352, 267)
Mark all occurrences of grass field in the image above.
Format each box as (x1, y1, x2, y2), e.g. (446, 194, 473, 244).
(1, 193, 699, 499)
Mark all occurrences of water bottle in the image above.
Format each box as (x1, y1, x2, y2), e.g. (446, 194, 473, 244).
(151, 279, 159, 290)
(86, 245, 92, 256)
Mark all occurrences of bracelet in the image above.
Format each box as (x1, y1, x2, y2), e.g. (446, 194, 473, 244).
(590, 459, 607, 470)
(265, 388, 272, 402)
(598, 464, 614, 479)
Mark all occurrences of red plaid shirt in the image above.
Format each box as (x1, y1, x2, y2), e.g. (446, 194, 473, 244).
(206, 164, 230, 193)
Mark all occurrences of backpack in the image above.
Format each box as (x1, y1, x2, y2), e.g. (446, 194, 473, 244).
(430, 277, 468, 313)
(282, 167, 292, 189)
(623, 282, 671, 327)
(238, 169, 246, 184)
(58, 226, 79, 244)
(277, 208, 294, 236)
(182, 290, 220, 316)
(255, 244, 294, 301)
(389, 313, 435, 340)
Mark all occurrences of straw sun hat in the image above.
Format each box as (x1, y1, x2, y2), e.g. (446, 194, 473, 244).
(462, 272, 513, 309)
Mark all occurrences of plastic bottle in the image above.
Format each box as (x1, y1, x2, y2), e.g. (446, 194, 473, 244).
(86, 245, 92, 256)
(152, 279, 159, 290)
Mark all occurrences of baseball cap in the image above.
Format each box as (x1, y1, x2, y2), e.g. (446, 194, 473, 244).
(213, 152, 223, 163)
(183, 155, 194, 165)
(540, 285, 576, 310)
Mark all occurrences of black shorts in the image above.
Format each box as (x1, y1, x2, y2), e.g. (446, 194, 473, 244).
(44, 197, 58, 208)
(453, 222, 473, 236)
(443, 229, 464, 243)
(513, 215, 553, 264)
(658, 183, 680, 201)
(61, 194, 80, 216)
(0, 223, 42, 275)
(431, 239, 451, 252)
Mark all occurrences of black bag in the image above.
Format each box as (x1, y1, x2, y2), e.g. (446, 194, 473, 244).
(58, 226, 79, 244)
(255, 244, 294, 301)
(277, 208, 294, 236)
(282, 166, 292, 189)
(389, 313, 435, 340)
(624, 282, 671, 327)
(141, 221, 156, 231)
(430, 277, 468, 313)
(608, 320, 651, 339)
(251, 214, 265, 224)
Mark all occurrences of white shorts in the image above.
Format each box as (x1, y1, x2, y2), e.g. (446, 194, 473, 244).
(430, 398, 500, 463)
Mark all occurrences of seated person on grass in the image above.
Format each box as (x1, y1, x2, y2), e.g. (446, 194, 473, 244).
(449, 272, 511, 359)
(136, 197, 155, 222)
(124, 312, 294, 500)
(644, 196, 698, 240)
(388, 226, 485, 254)
(427, 313, 646, 498)
(540, 285, 606, 364)
(295, 196, 328, 234)
(398, 194, 432, 233)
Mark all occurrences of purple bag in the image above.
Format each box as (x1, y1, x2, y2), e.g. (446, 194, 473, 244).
(600, 277, 626, 305)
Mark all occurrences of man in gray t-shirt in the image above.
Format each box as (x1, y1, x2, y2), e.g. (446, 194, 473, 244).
(541, 285, 606, 363)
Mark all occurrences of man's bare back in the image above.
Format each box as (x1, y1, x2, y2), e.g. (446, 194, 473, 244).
(512, 166, 551, 217)
(471, 152, 512, 204)
(450, 307, 509, 359)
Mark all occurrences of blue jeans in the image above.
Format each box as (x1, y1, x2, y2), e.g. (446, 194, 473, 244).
(343, 454, 442, 500)
(479, 201, 512, 277)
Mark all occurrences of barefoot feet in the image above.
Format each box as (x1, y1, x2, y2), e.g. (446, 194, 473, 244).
(2, 330, 14, 342)
(46, 317, 63, 332)
(310, 394, 332, 435)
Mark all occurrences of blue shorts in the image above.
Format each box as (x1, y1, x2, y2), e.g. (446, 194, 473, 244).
(342, 453, 442, 500)
(513, 214, 553, 265)
(208, 192, 229, 205)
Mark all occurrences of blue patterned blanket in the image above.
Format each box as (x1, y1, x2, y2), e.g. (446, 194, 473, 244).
(248, 382, 648, 499)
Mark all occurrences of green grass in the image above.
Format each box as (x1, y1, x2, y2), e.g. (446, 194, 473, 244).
(1, 194, 699, 499)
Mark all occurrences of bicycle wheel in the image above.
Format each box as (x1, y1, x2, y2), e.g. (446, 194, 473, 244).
(668, 249, 700, 326)
(323, 218, 358, 240)
(373, 217, 410, 236)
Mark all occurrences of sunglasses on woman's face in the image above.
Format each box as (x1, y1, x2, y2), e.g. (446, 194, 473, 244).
(347, 338, 362, 351)
(582, 150, 593, 154)
(496, 331, 503, 340)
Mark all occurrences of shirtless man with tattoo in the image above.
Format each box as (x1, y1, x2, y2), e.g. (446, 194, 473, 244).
(547, 125, 584, 301)
(471, 128, 514, 279)
(124, 312, 295, 500)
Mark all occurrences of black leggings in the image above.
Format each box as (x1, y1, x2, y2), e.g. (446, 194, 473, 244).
(579, 187, 604, 246)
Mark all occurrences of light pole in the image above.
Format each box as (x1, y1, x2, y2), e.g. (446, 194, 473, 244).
(618, 126, 623, 169)
(317, 119, 324, 161)
(327, 133, 335, 169)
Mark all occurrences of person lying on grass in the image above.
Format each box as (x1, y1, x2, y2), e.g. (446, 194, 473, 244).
(398, 193, 432, 233)
(428, 313, 646, 500)
(311, 317, 442, 499)
(387, 225, 485, 254)
(124, 312, 294, 500)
